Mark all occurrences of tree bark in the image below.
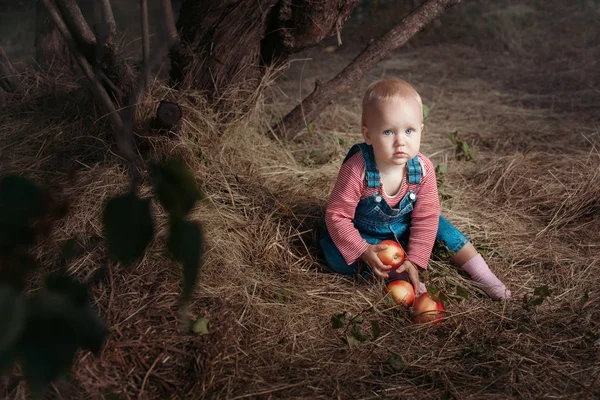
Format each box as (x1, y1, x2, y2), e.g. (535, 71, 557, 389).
(54, 0, 97, 61)
(261, 0, 359, 63)
(35, 0, 71, 69)
(275, 0, 462, 139)
(171, 0, 359, 103)
(171, 0, 279, 101)
(0, 47, 19, 93)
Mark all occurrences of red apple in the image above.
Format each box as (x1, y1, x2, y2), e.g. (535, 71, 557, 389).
(411, 292, 445, 324)
(376, 240, 405, 267)
(386, 280, 415, 308)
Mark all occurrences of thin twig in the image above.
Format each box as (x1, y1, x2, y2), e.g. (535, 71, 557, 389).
(140, 0, 150, 87)
(161, 0, 178, 44)
(98, 0, 117, 39)
(0, 46, 19, 92)
(41, 0, 133, 164)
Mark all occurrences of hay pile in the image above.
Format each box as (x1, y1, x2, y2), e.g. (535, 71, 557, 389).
(1, 0, 599, 398)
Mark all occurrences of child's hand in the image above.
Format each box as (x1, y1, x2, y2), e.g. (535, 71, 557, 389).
(395, 260, 420, 293)
(360, 243, 393, 278)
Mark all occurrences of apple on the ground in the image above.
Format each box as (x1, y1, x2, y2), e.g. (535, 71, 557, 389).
(385, 280, 415, 308)
(411, 292, 445, 324)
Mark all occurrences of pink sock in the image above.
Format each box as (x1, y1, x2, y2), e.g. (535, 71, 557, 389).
(461, 254, 511, 300)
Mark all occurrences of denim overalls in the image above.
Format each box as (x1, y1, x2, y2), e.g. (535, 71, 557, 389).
(319, 143, 469, 279)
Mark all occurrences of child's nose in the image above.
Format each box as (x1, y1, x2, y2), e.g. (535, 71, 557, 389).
(394, 133, 406, 145)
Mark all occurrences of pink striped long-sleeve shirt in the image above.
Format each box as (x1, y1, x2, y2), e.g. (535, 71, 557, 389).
(325, 151, 440, 268)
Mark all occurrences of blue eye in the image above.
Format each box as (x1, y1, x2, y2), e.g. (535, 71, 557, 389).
(406, 129, 413, 135)
(383, 130, 393, 136)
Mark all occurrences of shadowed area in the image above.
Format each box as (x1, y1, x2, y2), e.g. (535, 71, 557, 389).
(1, 0, 599, 398)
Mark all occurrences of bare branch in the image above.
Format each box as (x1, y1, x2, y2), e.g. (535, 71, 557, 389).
(275, 0, 462, 139)
(54, 0, 97, 59)
(97, 0, 117, 39)
(40, 0, 132, 162)
(140, 0, 150, 87)
(161, 0, 178, 44)
(0, 46, 20, 93)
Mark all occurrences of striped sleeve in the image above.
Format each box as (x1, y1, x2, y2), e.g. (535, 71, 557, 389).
(324, 152, 370, 265)
(406, 155, 440, 269)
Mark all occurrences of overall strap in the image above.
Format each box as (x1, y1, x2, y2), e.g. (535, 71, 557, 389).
(406, 155, 422, 185)
(342, 143, 380, 188)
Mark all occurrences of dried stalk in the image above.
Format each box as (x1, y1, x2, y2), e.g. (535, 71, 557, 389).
(0, 46, 19, 92)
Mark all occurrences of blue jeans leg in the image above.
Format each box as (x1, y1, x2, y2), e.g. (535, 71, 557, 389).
(318, 223, 361, 275)
(436, 215, 470, 253)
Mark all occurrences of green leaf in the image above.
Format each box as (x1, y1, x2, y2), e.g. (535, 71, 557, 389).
(0, 286, 27, 352)
(331, 312, 346, 329)
(448, 130, 458, 144)
(456, 285, 469, 299)
(0, 254, 37, 291)
(370, 320, 381, 340)
(0, 346, 18, 373)
(529, 297, 544, 306)
(435, 164, 447, 176)
(19, 289, 107, 389)
(427, 286, 440, 299)
(192, 317, 210, 334)
(59, 238, 78, 263)
(349, 323, 368, 342)
(45, 273, 89, 307)
(0, 175, 47, 254)
(346, 334, 360, 347)
(533, 285, 550, 298)
(423, 104, 430, 119)
(151, 159, 203, 218)
(102, 192, 154, 265)
(168, 218, 203, 302)
(387, 352, 405, 372)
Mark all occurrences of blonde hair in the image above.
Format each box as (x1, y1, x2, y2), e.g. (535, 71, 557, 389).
(362, 78, 423, 126)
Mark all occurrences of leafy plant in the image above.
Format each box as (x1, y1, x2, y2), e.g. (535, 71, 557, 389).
(331, 309, 382, 347)
(435, 164, 452, 201)
(524, 285, 551, 308)
(1, 157, 205, 396)
(449, 130, 477, 161)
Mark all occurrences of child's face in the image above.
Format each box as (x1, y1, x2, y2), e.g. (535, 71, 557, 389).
(362, 98, 423, 169)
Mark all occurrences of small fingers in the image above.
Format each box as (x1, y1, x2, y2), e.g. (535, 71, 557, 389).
(395, 265, 407, 274)
(370, 262, 390, 279)
(373, 268, 389, 279)
(374, 243, 388, 251)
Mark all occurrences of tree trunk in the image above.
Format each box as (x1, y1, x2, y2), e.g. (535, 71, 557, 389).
(276, 0, 462, 139)
(35, 0, 71, 69)
(171, 0, 359, 103)
(171, 0, 278, 101)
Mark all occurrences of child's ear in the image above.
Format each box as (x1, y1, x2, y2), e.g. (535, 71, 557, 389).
(362, 126, 371, 144)
(420, 123, 424, 132)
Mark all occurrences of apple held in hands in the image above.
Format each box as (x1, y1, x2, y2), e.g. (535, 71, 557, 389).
(385, 280, 415, 308)
(376, 240, 405, 267)
(411, 292, 445, 324)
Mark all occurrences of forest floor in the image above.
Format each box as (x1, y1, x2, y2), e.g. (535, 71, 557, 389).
(1, 0, 599, 399)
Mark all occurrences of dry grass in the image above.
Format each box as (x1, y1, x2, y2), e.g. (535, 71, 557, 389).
(1, 0, 600, 399)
